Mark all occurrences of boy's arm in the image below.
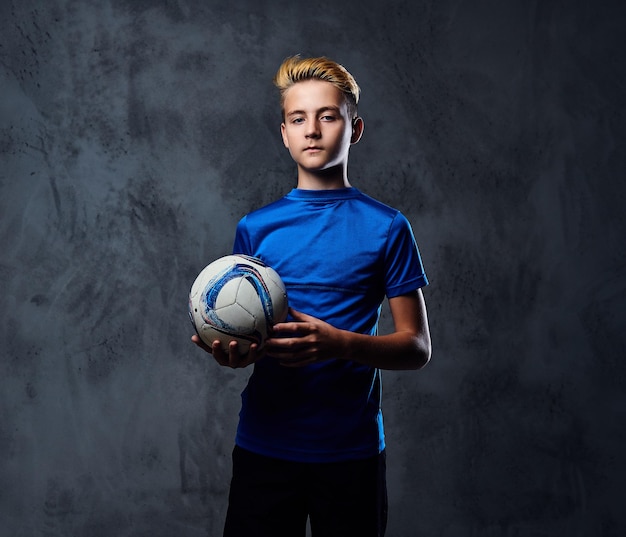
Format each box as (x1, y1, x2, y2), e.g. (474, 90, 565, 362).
(266, 289, 431, 370)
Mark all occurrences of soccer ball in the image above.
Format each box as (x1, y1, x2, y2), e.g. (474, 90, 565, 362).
(189, 255, 288, 355)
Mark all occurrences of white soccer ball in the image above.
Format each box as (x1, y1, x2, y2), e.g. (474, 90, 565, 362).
(189, 255, 288, 355)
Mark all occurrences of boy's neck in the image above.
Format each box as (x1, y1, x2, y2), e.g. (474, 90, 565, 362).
(296, 164, 352, 190)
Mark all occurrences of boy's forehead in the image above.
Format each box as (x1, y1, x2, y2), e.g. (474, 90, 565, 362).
(282, 79, 348, 112)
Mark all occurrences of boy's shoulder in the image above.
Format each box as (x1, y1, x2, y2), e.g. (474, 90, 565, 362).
(242, 191, 292, 219)
(352, 189, 402, 214)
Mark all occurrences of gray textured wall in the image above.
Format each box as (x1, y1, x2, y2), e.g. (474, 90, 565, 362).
(1, 0, 625, 535)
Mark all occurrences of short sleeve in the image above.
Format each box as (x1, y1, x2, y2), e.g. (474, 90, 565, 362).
(232, 215, 253, 256)
(384, 212, 428, 297)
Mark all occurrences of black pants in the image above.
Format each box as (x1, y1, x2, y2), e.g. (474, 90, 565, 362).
(223, 446, 388, 537)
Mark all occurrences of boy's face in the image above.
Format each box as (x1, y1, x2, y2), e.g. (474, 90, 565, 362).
(280, 79, 361, 177)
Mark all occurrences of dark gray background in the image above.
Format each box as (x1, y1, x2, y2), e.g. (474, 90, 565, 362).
(1, 0, 625, 535)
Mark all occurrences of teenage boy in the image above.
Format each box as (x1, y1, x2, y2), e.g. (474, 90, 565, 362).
(192, 55, 432, 537)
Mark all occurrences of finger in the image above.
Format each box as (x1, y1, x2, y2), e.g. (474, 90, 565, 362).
(211, 340, 230, 366)
(268, 340, 316, 364)
(226, 341, 260, 369)
(266, 335, 308, 355)
(287, 307, 315, 321)
(227, 340, 244, 368)
(191, 334, 213, 354)
(239, 343, 262, 368)
(269, 322, 307, 336)
(272, 308, 307, 330)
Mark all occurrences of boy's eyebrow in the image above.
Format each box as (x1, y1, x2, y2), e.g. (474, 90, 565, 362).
(285, 105, 341, 117)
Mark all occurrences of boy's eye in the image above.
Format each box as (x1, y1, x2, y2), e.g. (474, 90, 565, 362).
(291, 117, 304, 124)
(320, 115, 336, 121)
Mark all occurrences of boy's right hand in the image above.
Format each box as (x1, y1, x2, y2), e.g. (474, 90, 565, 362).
(191, 334, 261, 369)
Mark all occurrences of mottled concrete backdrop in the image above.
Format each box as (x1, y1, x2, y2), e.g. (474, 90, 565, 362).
(1, 0, 625, 536)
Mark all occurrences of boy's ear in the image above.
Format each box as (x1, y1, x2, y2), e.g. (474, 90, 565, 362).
(351, 117, 364, 144)
(280, 122, 289, 148)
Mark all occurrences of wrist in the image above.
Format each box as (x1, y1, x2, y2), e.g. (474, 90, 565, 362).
(337, 328, 354, 361)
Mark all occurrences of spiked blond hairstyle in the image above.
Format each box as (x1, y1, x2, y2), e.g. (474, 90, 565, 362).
(273, 55, 361, 119)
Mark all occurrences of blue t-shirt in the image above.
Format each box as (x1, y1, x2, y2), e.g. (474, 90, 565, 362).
(232, 187, 428, 462)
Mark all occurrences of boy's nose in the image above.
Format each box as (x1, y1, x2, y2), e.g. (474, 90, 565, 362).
(305, 121, 321, 139)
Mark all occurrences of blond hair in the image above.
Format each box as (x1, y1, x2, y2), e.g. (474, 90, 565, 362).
(273, 55, 361, 118)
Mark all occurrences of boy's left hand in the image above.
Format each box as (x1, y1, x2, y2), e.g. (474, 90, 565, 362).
(265, 308, 345, 367)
